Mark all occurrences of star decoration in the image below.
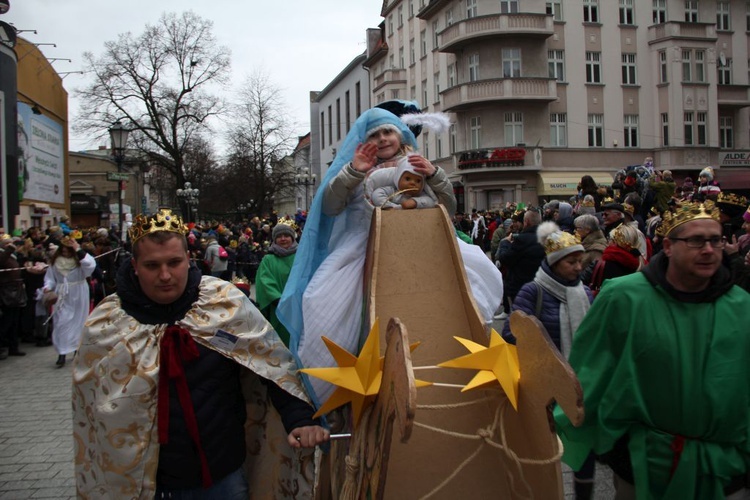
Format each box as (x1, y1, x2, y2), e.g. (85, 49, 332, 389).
(300, 319, 430, 427)
(437, 329, 520, 410)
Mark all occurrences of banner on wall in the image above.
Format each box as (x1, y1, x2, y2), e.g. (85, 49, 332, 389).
(17, 102, 64, 204)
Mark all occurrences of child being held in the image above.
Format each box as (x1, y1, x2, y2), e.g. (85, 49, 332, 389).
(368, 155, 438, 210)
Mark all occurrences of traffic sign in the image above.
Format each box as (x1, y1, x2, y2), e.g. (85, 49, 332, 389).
(107, 172, 129, 181)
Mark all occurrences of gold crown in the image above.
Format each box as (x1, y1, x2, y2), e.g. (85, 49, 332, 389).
(71, 230, 83, 240)
(658, 200, 720, 237)
(128, 209, 188, 244)
(580, 199, 595, 208)
(544, 231, 581, 255)
(275, 216, 298, 231)
(716, 192, 748, 207)
(610, 225, 636, 251)
(602, 196, 615, 204)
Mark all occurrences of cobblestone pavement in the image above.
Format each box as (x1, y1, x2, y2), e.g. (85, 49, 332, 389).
(0, 308, 614, 500)
(0, 343, 76, 499)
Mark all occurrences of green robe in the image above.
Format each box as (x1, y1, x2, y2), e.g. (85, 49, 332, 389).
(256, 252, 295, 347)
(554, 271, 750, 499)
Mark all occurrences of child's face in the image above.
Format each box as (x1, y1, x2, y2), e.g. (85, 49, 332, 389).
(398, 171, 424, 195)
(366, 128, 401, 160)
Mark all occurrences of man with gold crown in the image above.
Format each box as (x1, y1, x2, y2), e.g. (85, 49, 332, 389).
(555, 200, 750, 499)
(72, 209, 329, 499)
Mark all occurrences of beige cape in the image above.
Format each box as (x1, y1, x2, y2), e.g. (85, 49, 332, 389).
(73, 276, 315, 499)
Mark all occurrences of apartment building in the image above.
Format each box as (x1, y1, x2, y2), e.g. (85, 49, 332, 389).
(348, 0, 750, 211)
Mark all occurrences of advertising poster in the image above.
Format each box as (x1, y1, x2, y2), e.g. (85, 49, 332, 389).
(17, 102, 64, 204)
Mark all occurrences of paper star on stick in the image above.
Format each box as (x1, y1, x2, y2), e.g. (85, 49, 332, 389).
(300, 319, 384, 426)
(438, 329, 520, 410)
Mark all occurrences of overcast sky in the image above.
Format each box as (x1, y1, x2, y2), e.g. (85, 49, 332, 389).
(4, 0, 382, 152)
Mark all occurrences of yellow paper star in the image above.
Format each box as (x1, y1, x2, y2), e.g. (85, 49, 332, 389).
(300, 319, 384, 426)
(437, 329, 520, 410)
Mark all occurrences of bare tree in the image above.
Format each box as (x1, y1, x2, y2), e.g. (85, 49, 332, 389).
(75, 11, 230, 189)
(222, 71, 297, 216)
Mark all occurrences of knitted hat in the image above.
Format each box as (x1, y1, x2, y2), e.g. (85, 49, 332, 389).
(537, 222, 584, 266)
(272, 222, 296, 241)
(699, 167, 714, 182)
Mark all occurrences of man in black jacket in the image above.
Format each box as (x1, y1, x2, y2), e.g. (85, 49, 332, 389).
(73, 209, 328, 498)
(496, 210, 546, 304)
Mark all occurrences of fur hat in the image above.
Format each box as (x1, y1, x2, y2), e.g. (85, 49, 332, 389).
(537, 222, 584, 267)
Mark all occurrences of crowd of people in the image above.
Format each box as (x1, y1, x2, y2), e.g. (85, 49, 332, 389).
(2, 100, 750, 498)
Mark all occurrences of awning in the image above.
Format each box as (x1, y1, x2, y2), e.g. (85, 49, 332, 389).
(537, 171, 613, 196)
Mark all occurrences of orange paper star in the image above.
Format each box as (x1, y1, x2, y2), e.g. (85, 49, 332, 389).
(437, 329, 520, 409)
(300, 319, 384, 426)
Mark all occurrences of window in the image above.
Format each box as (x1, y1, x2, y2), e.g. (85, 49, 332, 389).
(659, 50, 668, 83)
(335, 98, 341, 141)
(437, 135, 443, 158)
(550, 113, 567, 147)
(619, 0, 635, 24)
(624, 115, 639, 147)
(684, 112, 694, 145)
(446, 8, 454, 26)
(410, 39, 416, 65)
(653, 0, 667, 24)
(388, 15, 394, 36)
(421, 30, 427, 57)
(470, 116, 482, 149)
(409, 0, 415, 17)
(588, 114, 604, 147)
(449, 124, 457, 153)
(410, 85, 417, 100)
(502, 48, 522, 78)
(399, 47, 405, 68)
(697, 112, 707, 145)
(548, 50, 565, 81)
(546, 0, 563, 21)
(720, 116, 733, 148)
(683, 49, 706, 82)
(448, 64, 456, 87)
(747, 1, 750, 30)
(398, 5, 404, 27)
(469, 53, 480, 81)
(584, 0, 599, 22)
(467, 0, 478, 18)
(717, 2, 731, 30)
(718, 57, 733, 84)
(355, 82, 361, 116)
(327, 106, 332, 146)
(424, 132, 430, 158)
(389, 54, 395, 69)
(586, 52, 602, 83)
(320, 112, 325, 148)
(685, 0, 699, 22)
(434, 72, 441, 101)
(345, 91, 351, 132)
(422, 79, 428, 107)
(504, 112, 524, 146)
(391, 89, 400, 99)
(501, 0, 519, 13)
(661, 113, 669, 146)
(622, 53, 637, 85)
(433, 21, 439, 48)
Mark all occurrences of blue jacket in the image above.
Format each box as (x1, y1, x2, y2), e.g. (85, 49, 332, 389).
(501, 275, 593, 350)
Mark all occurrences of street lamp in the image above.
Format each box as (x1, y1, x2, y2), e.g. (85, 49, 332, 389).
(295, 168, 317, 211)
(176, 182, 200, 223)
(109, 120, 130, 241)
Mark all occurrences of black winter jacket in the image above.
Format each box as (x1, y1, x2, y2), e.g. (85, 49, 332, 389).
(496, 225, 546, 298)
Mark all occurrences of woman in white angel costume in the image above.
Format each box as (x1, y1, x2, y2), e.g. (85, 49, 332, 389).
(278, 101, 503, 405)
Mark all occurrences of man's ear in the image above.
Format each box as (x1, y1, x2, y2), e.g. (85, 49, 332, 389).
(662, 237, 672, 258)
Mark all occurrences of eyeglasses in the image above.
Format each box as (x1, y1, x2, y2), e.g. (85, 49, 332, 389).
(668, 236, 725, 249)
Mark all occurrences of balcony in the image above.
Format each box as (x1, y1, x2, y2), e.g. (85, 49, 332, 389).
(647, 22, 717, 45)
(442, 78, 557, 111)
(458, 148, 527, 170)
(372, 68, 407, 92)
(717, 85, 750, 109)
(439, 14, 554, 53)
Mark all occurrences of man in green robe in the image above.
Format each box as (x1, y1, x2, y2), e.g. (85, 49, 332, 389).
(555, 201, 750, 499)
(256, 221, 298, 346)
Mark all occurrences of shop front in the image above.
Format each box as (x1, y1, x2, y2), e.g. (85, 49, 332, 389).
(71, 194, 110, 228)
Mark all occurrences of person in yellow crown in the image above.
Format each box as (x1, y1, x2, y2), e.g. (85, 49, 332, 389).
(555, 200, 750, 499)
(72, 209, 328, 499)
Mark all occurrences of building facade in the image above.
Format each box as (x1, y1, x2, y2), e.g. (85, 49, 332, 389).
(324, 0, 750, 212)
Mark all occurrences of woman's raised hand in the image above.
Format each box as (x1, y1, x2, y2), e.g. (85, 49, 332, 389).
(352, 143, 379, 172)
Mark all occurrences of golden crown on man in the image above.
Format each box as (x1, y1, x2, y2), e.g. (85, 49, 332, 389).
(128, 208, 188, 244)
(658, 200, 720, 237)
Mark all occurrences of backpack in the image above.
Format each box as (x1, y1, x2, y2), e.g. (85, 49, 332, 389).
(218, 245, 229, 261)
(588, 259, 606, 297)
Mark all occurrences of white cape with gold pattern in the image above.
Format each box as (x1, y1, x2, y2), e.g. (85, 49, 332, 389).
(73, 276, 315, 499)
